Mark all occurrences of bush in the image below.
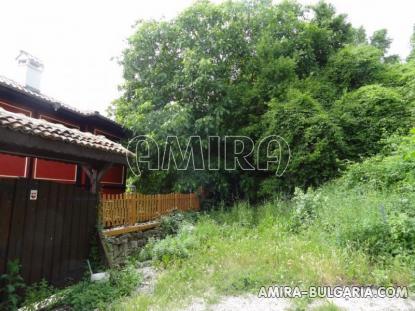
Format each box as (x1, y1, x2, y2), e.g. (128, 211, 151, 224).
(23, 279, 55, 310)
(314, 165, 415, 259)
(326, 44, 383, 90)
(55, 264, 141, 310)
(333, 208, 415, 258)
(341, 130, 415, 191)
(297, 131, 415, 259)
(160, 211, 186, 235)
(0, 260, 25, 310)
(332, 84, 411, 159)
(261, 89, 344, 194)
(160, 210, 200, 235)
(142, 224, 199, 265)
(291, 187, 326, 230)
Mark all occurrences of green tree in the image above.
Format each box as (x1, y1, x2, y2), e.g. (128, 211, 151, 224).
(407, 24, 415, 62)
(352, 26, 367, 44)
(260, 89, 344, 194)
(325, 44, 383, 91)
(370, 29, 391, 55)
(332, 84, 412, 159)
(113, 0, 404, 201)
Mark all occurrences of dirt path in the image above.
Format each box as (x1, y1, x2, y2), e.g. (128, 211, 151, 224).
(134, 264, 415, 310)
(183, 293, 415, 310)
(135, 262, 158, 294)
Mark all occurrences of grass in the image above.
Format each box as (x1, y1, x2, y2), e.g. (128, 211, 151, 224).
(114, 183, 415, 310)
(20, 264, 141, 311)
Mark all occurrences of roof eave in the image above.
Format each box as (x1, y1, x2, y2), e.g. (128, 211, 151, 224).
(0, 126, 130, 166)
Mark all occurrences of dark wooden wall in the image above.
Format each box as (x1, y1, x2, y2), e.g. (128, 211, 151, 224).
(0, 178, 97, 286)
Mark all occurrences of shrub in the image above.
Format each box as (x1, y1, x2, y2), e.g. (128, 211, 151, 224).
(160, 211, 186, 235)
(341, 130, 415, 191)
(332, 84, 411, 159)
(261, 89, 344, 194)
(0, 260, 26, 310)
(326, 44, 383, 90)
(23, 279, 55, 310)
(333, 208, 415, 259)
(291, 187, 326, 230)
(150, 225, 199, 265)
(56, 264, 141, 310)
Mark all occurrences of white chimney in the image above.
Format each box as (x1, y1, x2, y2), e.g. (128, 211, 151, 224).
(16, 50, 44, 92)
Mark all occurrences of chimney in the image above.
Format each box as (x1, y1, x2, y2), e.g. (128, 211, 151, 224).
(16, 50, 44, 92)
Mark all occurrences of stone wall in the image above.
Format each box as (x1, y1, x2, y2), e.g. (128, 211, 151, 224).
(104, 227, 165, 265)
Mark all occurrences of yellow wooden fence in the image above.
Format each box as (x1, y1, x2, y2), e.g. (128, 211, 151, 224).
(100, 192, 200, 229)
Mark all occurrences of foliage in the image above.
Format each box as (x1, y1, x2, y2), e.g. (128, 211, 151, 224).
(291, 187, 325, 230)
(407, 24, 415, 62)
(140, 224, 199, 265)
(370, 29, 391, 55)
(317, 132, 415, 258)
(325, 44, 383, 90)
(23, 279, 55, 311)
(116, 198, 414, 310)
(397, 61, 415, 105)
(260, 89, 344, 195)
(112, 0, 415, 204)
(51, 264, 141, 310)
(115, 133, 415, 309)
(332, 84, 411, 159)
(341, 133, 415, 191)
(315, 184, 415, 259)
(160, 211, 186, 235)
(113, 0, 371, 202)
(0, 260, 26, 310)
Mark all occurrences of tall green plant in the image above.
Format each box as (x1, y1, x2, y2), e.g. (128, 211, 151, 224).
(0, 260, 26, 310)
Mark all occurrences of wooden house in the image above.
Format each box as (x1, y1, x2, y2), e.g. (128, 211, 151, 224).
(0, 52, 133, 286)
(0, 52, 128, 194)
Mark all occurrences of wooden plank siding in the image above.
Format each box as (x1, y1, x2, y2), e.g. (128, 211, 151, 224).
(0, 178, 97, 286)
(100, 192, 200, 230)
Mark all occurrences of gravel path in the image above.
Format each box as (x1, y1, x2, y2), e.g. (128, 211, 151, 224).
(132, 264, 415, 310)
(182, 293, 415, 310)
(135, 262, 158, 294)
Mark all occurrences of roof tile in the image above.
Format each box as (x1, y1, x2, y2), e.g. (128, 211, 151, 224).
(0, 107, 134, 157)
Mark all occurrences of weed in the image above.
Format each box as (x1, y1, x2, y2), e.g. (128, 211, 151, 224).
(22, 279, 55, 310)
(51, 264, 141, 310)
(0, 260, 26, 310)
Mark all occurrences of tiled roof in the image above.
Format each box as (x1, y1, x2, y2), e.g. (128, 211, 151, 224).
(0, 75, 122, 128)
(0, 107, 134, 157)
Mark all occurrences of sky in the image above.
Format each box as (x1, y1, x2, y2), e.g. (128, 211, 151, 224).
(0, 0, 414, 116)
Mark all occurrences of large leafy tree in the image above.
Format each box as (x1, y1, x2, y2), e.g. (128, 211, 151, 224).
(408, 25, 415, 62)
(325, 44, 383, 91)
(370, 29, 391, 55)
(113, 0, 413, 202)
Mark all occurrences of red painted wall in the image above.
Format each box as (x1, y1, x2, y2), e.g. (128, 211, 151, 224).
(33, 159, 77, 183)
(0, 100, 126, 192)
(101, 165, 124, 184)
(0, 101, 32, 178)
(0, 154, 28, 178)
(33, 115, 79, 183)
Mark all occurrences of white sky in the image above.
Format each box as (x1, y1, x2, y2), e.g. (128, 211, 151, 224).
(0, 0, 414, 116)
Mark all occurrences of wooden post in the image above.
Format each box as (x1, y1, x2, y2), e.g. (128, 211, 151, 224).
(81, 163, 112, 194)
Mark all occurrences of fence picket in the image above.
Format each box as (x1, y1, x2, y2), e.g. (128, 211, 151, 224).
(100, 191, 200, 229)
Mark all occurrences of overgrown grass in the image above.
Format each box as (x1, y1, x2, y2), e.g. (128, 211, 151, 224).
(21, 264, 141, 311)
(99, 134, 415, 309)
(115, 184, 415, 310)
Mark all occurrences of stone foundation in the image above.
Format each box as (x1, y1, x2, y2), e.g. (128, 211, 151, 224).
(104, 227, 165, 265)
